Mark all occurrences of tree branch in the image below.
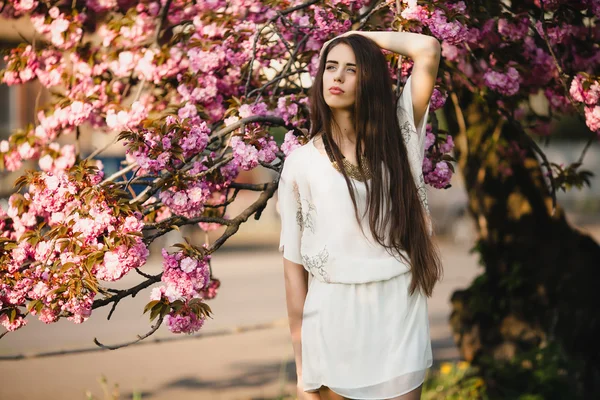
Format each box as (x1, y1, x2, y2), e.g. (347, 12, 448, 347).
(93, 316, 164, 350)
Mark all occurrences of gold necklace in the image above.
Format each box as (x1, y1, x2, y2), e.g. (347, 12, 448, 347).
(322, 135, 372, 182)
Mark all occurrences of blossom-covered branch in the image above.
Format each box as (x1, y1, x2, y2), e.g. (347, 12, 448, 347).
(0, 0, 597, 343)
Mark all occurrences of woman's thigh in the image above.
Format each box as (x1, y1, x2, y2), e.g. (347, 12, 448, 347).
(390, 384, 423, 400)
(317, 387, 344, 400)
(317, 384, 423, 400)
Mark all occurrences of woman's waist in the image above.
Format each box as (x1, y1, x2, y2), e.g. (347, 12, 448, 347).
(300, 248, 411, 284)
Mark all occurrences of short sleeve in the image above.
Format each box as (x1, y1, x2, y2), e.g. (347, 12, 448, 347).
(396, 75, 433, 235)
(396, 74, 431, 167)
(277, 157, 303, 264)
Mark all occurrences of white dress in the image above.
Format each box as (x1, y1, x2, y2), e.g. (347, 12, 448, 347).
(277, 75, 433, 399)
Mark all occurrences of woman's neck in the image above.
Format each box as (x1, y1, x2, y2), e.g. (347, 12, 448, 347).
(330, 109, 356, 144)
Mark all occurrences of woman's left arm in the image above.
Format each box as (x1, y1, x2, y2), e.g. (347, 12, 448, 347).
(344, 31, 441, 128)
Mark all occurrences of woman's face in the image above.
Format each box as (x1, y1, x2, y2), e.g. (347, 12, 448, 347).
(322, 43, 357, 110)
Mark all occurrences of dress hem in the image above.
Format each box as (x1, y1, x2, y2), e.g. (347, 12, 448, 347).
(303, 361, 432, 399)
(304, 378, 426, 400)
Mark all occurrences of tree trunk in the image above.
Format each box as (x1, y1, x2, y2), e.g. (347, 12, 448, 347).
(444, 89, 600, 397)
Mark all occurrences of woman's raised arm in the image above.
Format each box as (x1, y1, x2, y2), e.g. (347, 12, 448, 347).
(329, 30, 441, 128)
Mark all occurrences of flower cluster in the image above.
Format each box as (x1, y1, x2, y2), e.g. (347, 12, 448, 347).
(0, 44, 39, 85)
(311, 6, 352, 42)
(570, 74, 600, 134)
(277, 94, 310, 127)
(124, 115, 210, 175)
(281, 130, 303, 157)
(30, 7, 85, 50)
(38, 143, 77, 174)
(423, 125, 455, 189)
(483, 66, 521, 97)
(8, 0, 40, 16)
(226, 102, 279, 171)
(429, 88, 449, 112)
(0, 162, 149, 331)
(497, 16, 530, 42)
(425, 3, 469, 45)
(230, 134, 279, 171)
(148, 248, 212, 334)
(106, 101, 149, 131)
(95, 2, 157, 45)
(159, 162, 213, 219)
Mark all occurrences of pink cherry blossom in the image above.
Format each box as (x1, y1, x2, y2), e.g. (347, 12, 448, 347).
(281, 131, 302, 156)
(584, 105, 600, 133)
(165, 309, 205, 334)
(483, 66, 521, 96)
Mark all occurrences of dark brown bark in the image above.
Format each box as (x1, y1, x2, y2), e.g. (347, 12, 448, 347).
(444, 89, 600, 397)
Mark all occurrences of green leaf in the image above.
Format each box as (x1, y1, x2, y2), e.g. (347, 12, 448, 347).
(188, 298, 203, 306)
(59, 241, 69, 252)
(62, 262, 76, 270)
(199, 302, 213, 318)
(13, 175, 29, 191)
(149, 305, 162, 321)
(8, 308, 17, 323)
(26, 300, 40, 313)
(143, 300, 160, 314)
(159, 303, 171, 319)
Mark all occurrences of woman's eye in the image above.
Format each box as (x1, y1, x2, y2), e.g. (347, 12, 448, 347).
(326, 66, 356, 73)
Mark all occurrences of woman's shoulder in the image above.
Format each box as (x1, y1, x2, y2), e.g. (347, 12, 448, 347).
(280, 136, 315, 175)
(286, 134, 319, 160)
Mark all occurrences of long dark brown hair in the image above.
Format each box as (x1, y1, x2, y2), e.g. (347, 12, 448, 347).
(309, 35, 442, 297)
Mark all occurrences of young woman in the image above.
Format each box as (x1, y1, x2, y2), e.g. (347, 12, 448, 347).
(278, 31, 443, 400)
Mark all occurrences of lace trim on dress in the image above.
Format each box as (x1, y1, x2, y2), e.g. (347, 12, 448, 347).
(302, 247, 330, 283)
(293, 181, 317, 233)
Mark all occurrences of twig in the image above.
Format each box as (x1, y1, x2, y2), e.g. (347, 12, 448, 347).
(270, 34, 310, 101)
(577, 135, 596, 165)
(208, 181, 278, 252)
(93, 316, 164, 350)
(204, 188, 241, 208)
(106, 298, 120, 321)
(84, 133, 120, 161)
(134, 268, 154, 279)
(355, 0, 388, 30)
(100, 162, 139, 185)
(92, 273, 162, 310)
(248, 68, 308, 99)
(143, 215, 232, 244)
(244, 0, 319, 98)
(208, 115, 289, 145)
(129, 154, 234, 206)
(229, 182, 271, 191)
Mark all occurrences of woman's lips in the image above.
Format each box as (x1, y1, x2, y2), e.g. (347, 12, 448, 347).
(329, 87, 344, 94)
